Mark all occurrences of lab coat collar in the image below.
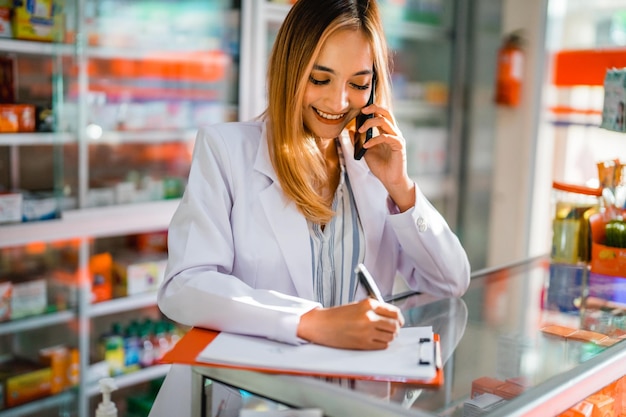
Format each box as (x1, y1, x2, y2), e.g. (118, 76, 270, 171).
(255, 123, 314, 300)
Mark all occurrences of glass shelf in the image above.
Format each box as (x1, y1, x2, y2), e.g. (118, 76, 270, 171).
(0, 132, 76, 146)
(88, 292, 158, 318)
(0, 199, 178, 248)
(0, 310, 76, 336)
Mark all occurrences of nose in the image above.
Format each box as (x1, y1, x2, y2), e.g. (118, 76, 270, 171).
(326, 84, 350, 113)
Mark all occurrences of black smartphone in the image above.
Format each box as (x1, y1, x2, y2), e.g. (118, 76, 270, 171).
(354, 75, 376, 160)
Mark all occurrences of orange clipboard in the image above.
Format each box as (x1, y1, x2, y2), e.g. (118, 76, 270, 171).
(160, 327, 444, 387)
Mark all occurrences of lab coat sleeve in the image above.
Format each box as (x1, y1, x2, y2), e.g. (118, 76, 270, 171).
(387, 183, 470, 298)
(158, 126, 320, 345)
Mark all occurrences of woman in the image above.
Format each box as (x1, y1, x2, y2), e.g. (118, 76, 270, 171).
(151, 1, 470, 414)
(158, 0, 469, 351)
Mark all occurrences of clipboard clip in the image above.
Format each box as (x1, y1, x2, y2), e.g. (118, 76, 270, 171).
(418, 337, 443, 369)
(418, 338, 432, 366)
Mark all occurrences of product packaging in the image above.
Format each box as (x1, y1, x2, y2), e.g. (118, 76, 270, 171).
(600, 68, 626, 133)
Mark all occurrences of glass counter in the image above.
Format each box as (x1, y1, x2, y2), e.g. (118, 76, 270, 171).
(189, 256, 626, 416)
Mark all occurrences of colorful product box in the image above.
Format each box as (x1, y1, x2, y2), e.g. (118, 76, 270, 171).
(0, 193, 22, 224)
(113, 256, 167, 297)
(12, 0, 65, 42)
(590, 212, 626, 277)
(0, 282, 10, 321)
(0, 358, 51, 408)
(0, 8, 11, 38)
(601, 68, 626, 133)
(38, 345, 68, 394)
(10, 279, 47, 320)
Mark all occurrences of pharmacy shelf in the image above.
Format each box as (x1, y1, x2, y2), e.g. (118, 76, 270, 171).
(0, 199, 179, 248)
(88, 292, 159, 318)
(86, 364, 171, 397)
(0, 391, 75, 417)
(0, 38, 74, 56)
(0, 132, 76, 146)
(94, 129, 197, 144)
(0, 310, 76, 336)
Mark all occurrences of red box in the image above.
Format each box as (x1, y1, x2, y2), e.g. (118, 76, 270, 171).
(590, 212, 626, 277)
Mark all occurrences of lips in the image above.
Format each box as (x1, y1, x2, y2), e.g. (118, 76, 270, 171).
(313, 107, 346, 124)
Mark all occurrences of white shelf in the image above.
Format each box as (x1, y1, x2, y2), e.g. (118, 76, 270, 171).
(0, 199, 179, 248)
(89, 292, 158, 318)
(94, 129, 197, 144)
(0, 310, 76, 336)
(0, 391, 75, 417)
(86, 364, 171, 397)
(0, 132, 76, 146)
(0, 38, 74, 55)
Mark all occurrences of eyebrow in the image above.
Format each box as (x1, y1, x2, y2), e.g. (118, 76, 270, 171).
(312, 64, 373, 77)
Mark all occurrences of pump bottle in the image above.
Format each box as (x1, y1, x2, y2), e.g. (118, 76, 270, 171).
(96, 377, 118, 417)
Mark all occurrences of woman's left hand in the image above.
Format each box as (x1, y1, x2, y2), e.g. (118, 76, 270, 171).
(355, 104, 415, 211)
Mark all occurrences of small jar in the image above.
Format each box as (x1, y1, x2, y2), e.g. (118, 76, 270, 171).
(551, 181, 602, 264)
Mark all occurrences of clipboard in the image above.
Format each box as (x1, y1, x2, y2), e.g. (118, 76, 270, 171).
(160, 327, 444, 387)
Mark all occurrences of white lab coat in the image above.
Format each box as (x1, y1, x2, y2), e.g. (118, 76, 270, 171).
(149, 121, 470, 417)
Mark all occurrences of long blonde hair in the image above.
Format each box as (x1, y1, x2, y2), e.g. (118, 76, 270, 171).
(265, 0, 392, 224)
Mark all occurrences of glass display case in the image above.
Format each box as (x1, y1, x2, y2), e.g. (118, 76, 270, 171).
(188, 256, 626, 416)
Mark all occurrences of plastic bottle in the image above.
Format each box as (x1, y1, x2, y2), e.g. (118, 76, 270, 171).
(123, 322, 141, 372)
(139, 324, 154, 368)
(95, 377, 118, 417)
(104, 322, 125, 376)
(152, 321, 170, 361)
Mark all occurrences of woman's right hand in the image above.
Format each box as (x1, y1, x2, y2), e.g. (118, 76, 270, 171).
(297, 299, 405, 350)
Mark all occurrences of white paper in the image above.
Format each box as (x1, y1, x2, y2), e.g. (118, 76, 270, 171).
(197, 326, 436, 381)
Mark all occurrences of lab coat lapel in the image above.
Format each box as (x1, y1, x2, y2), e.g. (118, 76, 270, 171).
(340, 131, 386, 268)
(254, 125, 314, 300)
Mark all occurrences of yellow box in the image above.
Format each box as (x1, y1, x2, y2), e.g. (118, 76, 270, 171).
(0, 359, 51, 408)
(12, 0, 65, 42)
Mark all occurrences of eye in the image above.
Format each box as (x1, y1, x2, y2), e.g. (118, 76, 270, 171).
(351, 83, 369, 91)
(309, 76, 329, 85)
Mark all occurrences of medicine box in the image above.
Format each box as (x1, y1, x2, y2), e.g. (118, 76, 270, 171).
(0, 282, 10, 321)
(12, 0, 65, 42)
(589, 212, 626, 277)
(0, 193, 22, 224)
(0, 358, 51, 408)
(10, 279, 47, 320)
(600, 68, 626, 133)
(113, 256, 167, 297)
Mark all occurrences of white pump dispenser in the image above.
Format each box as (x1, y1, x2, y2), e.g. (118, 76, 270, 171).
(96, 377, 118, 417)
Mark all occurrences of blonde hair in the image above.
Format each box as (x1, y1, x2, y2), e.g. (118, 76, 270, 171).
(264, 0, 392, 224)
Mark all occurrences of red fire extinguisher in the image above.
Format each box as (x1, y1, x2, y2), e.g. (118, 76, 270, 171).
(495, 31, 524, 107)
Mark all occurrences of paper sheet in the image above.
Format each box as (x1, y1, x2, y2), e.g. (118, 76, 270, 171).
(196, 326, 436, 381)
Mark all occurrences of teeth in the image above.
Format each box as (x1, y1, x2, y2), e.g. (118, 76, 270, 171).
(315, 108, 345, 120)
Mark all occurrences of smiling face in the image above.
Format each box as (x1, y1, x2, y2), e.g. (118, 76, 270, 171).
(302, 28, 375, 140)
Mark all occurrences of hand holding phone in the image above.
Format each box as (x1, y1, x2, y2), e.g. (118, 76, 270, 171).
(354, 75, 376, 160)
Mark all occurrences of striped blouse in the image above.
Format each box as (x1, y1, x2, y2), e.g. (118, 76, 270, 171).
(307, 139, 365, 308)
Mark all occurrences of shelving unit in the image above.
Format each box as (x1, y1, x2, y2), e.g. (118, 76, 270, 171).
(0, 0, 239, 415)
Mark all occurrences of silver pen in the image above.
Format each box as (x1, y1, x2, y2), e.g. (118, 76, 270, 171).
(355, 263, 385, 302)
